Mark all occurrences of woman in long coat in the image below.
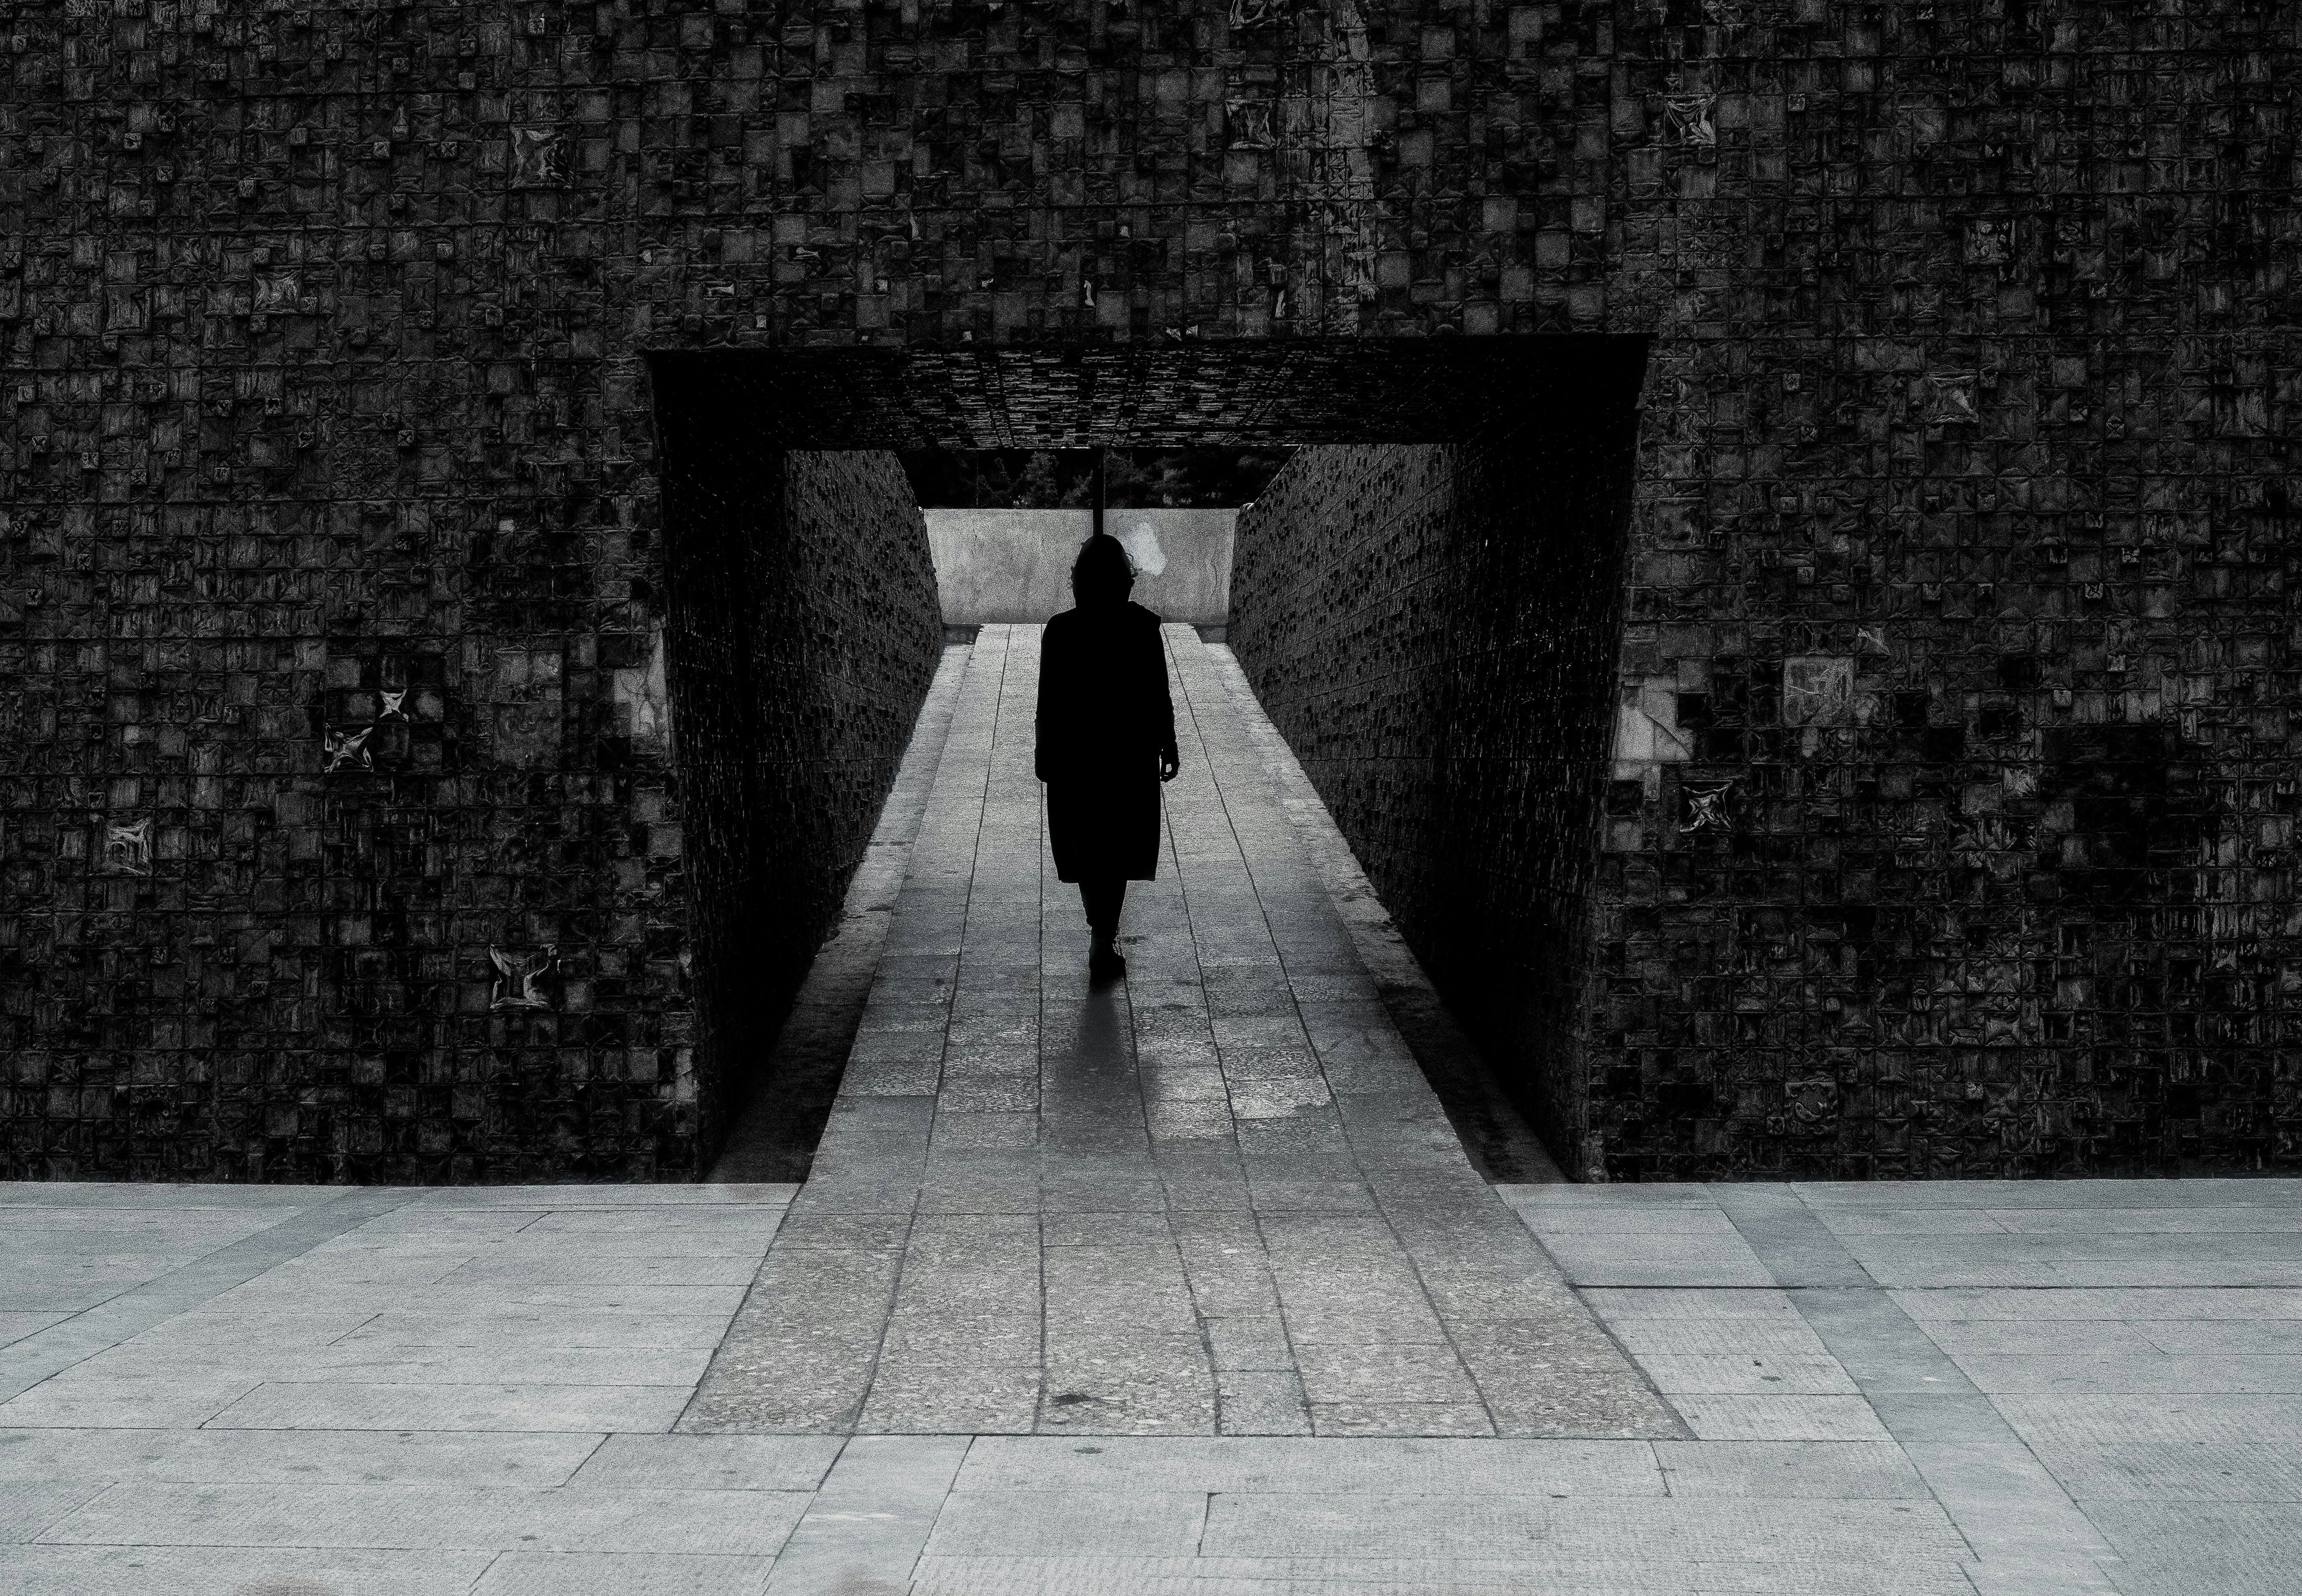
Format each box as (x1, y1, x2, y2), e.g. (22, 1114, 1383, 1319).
(1035, 532, 1180, 981)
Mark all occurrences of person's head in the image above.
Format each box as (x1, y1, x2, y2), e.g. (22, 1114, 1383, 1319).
(1071, 531, 1134, 608)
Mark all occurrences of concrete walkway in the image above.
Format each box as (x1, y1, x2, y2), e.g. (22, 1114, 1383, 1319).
(684, 625, 1666, 1440)
(0, 628, 2296, 1595)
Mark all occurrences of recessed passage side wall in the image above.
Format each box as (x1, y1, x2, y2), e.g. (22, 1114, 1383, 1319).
(653, 382, 942, 1164)
(1228, 386, 1646, 1174)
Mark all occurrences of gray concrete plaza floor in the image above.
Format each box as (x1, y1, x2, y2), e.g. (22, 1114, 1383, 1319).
(4, 628, 2299, 1595)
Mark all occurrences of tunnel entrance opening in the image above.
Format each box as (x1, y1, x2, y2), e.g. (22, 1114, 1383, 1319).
(648, 337, 1650, 1178)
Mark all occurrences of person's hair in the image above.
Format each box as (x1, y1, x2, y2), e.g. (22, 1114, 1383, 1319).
(1071, 531, 1134, 607)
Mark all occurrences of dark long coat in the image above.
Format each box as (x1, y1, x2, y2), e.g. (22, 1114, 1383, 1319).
(1035, 601, 1177, 883)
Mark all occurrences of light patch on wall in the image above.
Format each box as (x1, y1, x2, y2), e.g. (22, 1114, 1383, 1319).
(1611, 678, 1692, 797)
(1783, 655, 1854, 727)
(612, 626, 670, 749)
(103, 816, 152, 875)
(1118, 518, 1168, 576)
(489, 944, 558, 1011)
(323, 726, 374, 773)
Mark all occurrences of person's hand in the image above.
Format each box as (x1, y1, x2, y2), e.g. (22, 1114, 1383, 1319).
(1159, 748, 1180, 782)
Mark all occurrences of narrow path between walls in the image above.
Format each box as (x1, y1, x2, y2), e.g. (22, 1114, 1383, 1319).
(683, 624, 1671, 1439)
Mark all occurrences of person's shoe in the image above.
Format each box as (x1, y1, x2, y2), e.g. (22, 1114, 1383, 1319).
(1088, 941, 1126, 983)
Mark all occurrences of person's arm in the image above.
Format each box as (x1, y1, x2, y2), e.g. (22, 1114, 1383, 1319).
(1152, 622, 1180, 781)
(1035, 622, 1057, 784)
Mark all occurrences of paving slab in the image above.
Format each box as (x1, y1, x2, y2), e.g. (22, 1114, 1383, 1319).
(1, 1428, 601, 1488)
(2083, 1502, 2302, 1596)
(205, 1380, 694, 1434)
(2031, 1440, 2302, 1502)
(921, 1485, 1210, 1556)
(0, 1544, 493, 1596)
(1195, 1493, 1971, 1561)
(762, 1436, 966, 1595)
(473, 1551, 779, 1596)
(571, 1435, 845, 1493)
(906, 1558, 1976, 1595)
(40, 1480, 809, 1556)
(0, 1479, 110, 1544)
(956, 1434, 1664, 1495)
(1652, 1439, 1931, 1498)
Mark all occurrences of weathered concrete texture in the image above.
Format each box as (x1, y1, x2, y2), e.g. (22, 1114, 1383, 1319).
(927, 508, 1236, 626)
(1230, 426, 1642, 1175)
(683, 626, 1673, 1440)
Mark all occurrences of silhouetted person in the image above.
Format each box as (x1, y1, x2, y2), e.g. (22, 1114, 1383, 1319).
(1036, 532, 1180, 983)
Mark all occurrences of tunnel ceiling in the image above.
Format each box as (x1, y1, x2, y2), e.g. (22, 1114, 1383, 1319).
(648, 337, 1645, 450)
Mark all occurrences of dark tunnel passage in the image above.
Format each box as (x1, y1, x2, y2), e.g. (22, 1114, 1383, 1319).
(646, 338, 1652, 1173)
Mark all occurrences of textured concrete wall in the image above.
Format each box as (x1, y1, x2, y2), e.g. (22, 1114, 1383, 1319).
(657, 444, 941, 1169)
(1231, 418, 1642, 1165)
(927, 508, 1235, 625)
(1, 0, 2295, 1181)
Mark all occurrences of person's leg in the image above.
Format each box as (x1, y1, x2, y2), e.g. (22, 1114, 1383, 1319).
(1080, 878, 1126, 971)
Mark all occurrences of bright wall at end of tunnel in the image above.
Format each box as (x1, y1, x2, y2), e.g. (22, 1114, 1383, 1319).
(658, 446, 942, 1169)
(927, 508, 1236, 625)
(1229, 427, 1641, 1179)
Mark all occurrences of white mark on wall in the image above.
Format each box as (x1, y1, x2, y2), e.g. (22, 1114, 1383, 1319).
(1118, 519, 1168, 576)
(323, 725, 374, 773)
(489, 944, 558, 1011)
(1783, 655, 1855, 727)
(1681, 783, 1733, 833)
(612, 626, 670, 749)
(1611, 678, 1692, 797)
(104, 816, 152, 875)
